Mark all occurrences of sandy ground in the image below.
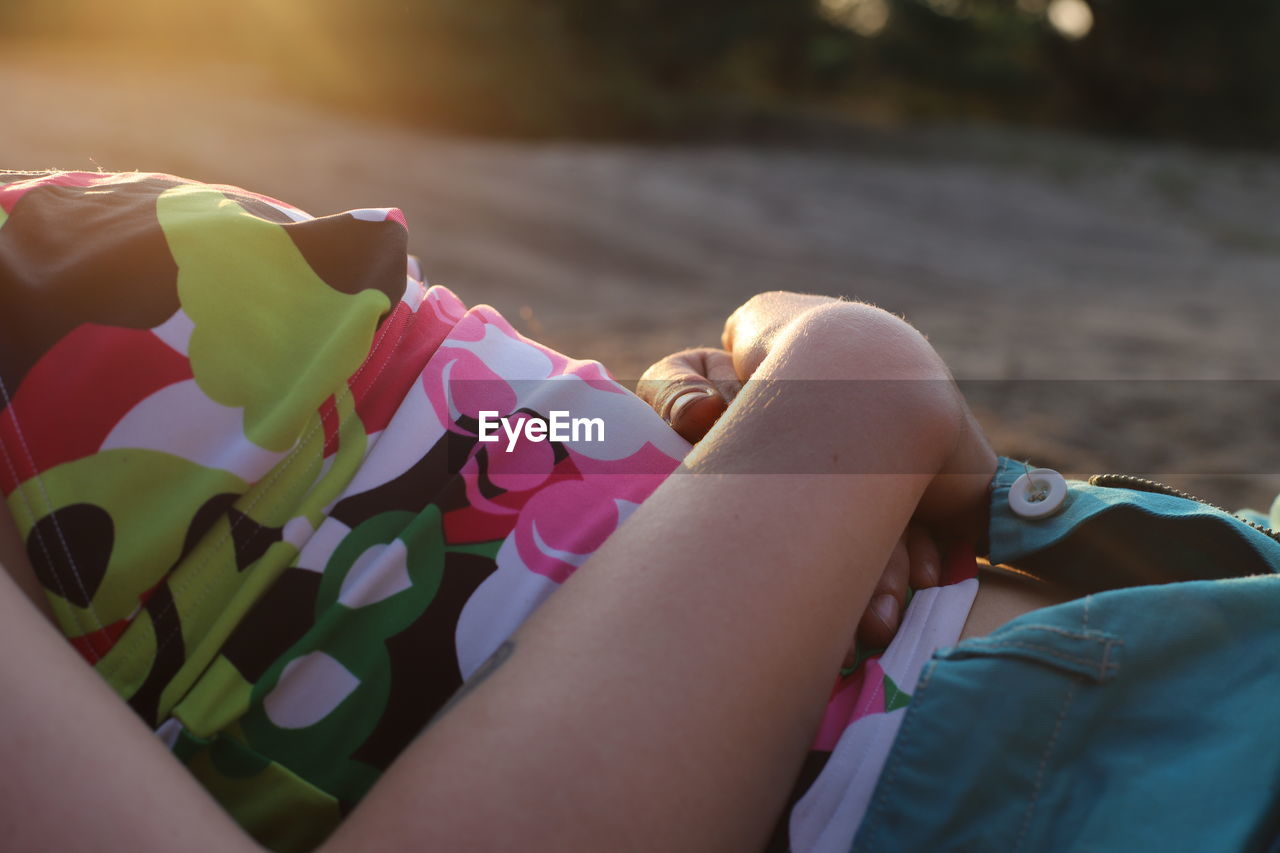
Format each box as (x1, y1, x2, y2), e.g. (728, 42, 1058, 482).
(6, 50, 1280, 510)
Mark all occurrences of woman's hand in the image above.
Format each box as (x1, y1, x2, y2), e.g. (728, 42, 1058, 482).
(639, 291, 993, 651)
(849, 521, 940, 656)
(374, 294, 996, 852)
(643, 290, 994, 531)
(638, 348, 740, 443)
(638, 292, 838, 442)
(639, 345, 945, 647)
(721, 291, 840, 381)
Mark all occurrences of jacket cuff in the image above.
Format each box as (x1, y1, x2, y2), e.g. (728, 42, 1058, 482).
(985, 456, 1280, 589)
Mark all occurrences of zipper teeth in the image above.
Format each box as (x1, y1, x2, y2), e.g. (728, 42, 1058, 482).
(1088, 473, 1280, 543)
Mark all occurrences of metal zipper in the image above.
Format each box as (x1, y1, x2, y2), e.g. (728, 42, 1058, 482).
(1087, 473, 1280, 543)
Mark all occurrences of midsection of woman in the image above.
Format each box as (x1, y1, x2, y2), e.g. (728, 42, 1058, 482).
(0, 170, 1043, 853)
(0, 171, 700, 849)
(0, 449, 1073, 853)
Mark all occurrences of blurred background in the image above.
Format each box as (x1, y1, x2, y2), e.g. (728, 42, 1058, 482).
(4, 0, 1280, 508)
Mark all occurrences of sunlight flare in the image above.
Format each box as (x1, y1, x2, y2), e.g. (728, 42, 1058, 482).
(1047, 0, 1094, 40)
(819, 0, 891, 37)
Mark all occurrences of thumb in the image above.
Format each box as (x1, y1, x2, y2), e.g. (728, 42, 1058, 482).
(637, 349, 735, 443)
(664, 386, 727, 443)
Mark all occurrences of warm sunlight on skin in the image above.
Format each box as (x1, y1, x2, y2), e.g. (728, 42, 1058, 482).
(1047, 0, 1094, 40)
(819, 0, 890, 38)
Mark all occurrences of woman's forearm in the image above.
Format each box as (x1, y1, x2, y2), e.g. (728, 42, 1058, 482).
(0, 563, 264, 853)
(0, 303, 983, 853)
(329, 303, 980, 852)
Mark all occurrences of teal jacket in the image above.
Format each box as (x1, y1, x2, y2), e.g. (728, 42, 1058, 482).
(852, 457, 1280, 851)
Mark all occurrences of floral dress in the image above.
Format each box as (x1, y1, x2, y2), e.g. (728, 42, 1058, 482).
(0, 171, 977, 852)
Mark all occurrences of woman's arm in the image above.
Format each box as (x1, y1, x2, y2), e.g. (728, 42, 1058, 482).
(0, 301, 993, 852)
(328, 301, 995, 852)
(0, 558, 262, 853)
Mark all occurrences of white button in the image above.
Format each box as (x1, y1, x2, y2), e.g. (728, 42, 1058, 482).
(1009, 468, 1068, 519)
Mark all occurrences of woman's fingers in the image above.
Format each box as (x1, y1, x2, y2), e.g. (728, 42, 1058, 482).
(846, 525, 942, 664)
(905, 523, 941, 590)
(701, 349, 742, 404)
(640, 290, 842, 436)
(722, 291, 837, 381)
(637, 348, 741, 442)
(668, 391, 725, 444)
(853, 534, 910, 652)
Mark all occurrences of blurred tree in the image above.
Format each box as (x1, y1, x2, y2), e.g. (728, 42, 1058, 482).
(869, 0, 1280, 146)
(5, 0, 1279, 145)
(1048, 0, 1280, 145)
(562, 0, 831, 91)
(867, 0, 1052, 118)
(304, 0, 841, 136)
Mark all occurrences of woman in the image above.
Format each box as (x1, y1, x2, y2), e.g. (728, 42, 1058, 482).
(2, 171, 1274, 852)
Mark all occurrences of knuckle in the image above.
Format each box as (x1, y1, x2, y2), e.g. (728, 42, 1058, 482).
(638, 350, 697, 383)
(878, 552, 910, 597)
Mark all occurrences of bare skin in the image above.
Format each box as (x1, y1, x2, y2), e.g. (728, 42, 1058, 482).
(0, 296, 999, 851)
(638, 293, 1069, 649)
(639, 344, 944, 651)
(648, 292, 1070, 658)
(960, 564, 1074, 641)
(640, 346, 945, 652)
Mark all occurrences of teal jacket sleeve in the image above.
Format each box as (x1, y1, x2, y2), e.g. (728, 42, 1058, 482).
(985, 456, 1280, 589)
